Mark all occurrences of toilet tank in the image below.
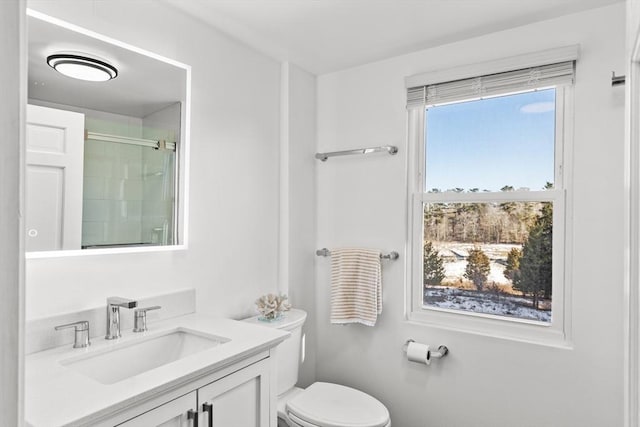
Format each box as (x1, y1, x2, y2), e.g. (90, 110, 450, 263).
(243, 308, 307, 396)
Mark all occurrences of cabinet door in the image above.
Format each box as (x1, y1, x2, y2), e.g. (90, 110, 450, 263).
(198, 359, 270, 427)
(117, 392, 198, 427)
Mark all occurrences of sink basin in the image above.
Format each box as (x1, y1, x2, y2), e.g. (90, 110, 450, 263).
(61, 328, 230, 384)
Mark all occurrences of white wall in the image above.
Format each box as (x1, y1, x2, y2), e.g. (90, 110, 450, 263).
(626, 3, 640, 426)
(1, 0, 25, 425)
(281, 62, 318, 386)
(25, 0, 282, 320)
(315, 4, 625, 427)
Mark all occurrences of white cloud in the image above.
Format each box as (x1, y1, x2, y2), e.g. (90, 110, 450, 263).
(520, 101, 554, 114)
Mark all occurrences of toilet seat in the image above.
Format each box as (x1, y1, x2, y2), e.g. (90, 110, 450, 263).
(285, 382, 390, 427)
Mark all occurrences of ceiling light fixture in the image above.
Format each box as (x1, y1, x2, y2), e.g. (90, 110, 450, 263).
(46, 54, 118, 82)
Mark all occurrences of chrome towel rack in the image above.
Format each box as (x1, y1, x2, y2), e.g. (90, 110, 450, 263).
(315, 145, 398, 162)
(316, 248, 400, 260)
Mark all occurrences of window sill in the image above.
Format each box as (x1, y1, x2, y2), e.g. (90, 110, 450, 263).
(406, 308, 572, 349)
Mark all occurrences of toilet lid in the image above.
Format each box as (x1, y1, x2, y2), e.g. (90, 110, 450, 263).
(286, 382, 390, 427)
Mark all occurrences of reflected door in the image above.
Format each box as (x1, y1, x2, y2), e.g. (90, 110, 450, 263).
(26, 104, 84, 251)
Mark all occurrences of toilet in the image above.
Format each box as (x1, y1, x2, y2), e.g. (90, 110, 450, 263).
(244, 309, 391, 427)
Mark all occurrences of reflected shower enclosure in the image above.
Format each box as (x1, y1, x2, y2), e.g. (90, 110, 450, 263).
(82, 104, 180, 249)
(82, 117, 178, 248)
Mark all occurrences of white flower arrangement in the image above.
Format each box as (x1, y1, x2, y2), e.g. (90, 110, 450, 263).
(255, 293, 291, 320)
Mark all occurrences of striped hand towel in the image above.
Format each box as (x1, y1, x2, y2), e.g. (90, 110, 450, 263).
(330, 248, 382, 327)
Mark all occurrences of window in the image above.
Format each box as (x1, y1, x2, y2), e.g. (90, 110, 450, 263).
(406, 50, 575, 344)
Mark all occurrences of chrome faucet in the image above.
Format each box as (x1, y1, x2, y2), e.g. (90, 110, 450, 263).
(105, 297, 137, 340)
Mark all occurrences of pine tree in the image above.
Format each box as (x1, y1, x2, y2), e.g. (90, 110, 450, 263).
(516, 203, 553, 309)
(504, 247, 522, 286)
(423, 241, 445, 287)
(464, 247, 491, 291)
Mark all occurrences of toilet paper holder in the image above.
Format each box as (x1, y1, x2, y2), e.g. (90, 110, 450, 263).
(402, 339, 449, 359)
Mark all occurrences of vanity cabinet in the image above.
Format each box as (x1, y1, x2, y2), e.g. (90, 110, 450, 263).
(25, 315, 288, 427)
(103, 355, 272, 427)
(115, 392, 197, 427)
(197, 356, 270, 426)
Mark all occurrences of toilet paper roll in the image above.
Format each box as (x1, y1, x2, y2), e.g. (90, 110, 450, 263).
(406, 341, 431, 365)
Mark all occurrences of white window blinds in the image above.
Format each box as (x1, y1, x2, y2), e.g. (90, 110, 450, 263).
(407, 61, 575, 109)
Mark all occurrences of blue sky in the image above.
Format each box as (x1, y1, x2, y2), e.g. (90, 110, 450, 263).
(425, 88, 556, 192)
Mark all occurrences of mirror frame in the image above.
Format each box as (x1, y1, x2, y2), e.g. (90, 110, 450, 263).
(25, 9, 191, 259)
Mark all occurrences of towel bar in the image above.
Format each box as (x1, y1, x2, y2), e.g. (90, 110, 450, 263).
(315, 145, 398, 162)
(316, 248, 399, 260)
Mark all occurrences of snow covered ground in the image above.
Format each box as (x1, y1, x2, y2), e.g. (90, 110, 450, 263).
(425, 286, 551, 323)
(443, 259, 508, 284)
(434, 241, 522, 286)
(426, 241, 551, 322)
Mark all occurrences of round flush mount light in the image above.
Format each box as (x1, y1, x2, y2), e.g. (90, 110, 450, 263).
(46, 54, 118, 82)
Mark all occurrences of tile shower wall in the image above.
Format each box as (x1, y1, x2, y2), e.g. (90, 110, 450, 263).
(82, 139, 144, 246)
(82, 113, 176, 247)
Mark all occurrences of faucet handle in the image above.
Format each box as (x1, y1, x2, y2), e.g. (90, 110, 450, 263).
(133, 306, 162, 332)
(55, 321, 91, 348)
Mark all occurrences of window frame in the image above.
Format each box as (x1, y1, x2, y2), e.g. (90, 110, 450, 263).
(406, 68, 574, 347)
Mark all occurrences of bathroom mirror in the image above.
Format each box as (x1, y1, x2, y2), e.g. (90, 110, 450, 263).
(25, 10, 190, 257)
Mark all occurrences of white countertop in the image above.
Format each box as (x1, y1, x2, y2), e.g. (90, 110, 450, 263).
(25, 314, 289, 426)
